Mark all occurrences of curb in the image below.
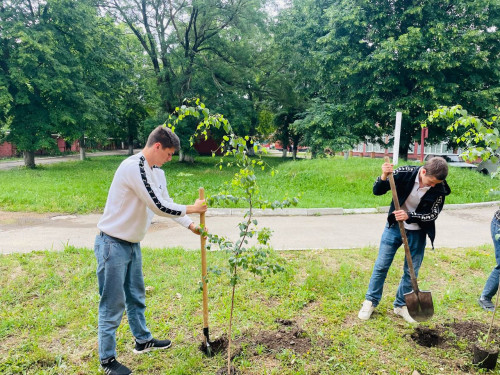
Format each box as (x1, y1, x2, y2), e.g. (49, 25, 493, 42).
(205, 200, 499, 217)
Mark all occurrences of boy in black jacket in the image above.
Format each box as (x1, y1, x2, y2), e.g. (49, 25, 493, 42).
(358, 157, 450, 323)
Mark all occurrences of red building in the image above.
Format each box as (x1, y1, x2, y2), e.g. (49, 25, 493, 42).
(0, 136, 80, 158)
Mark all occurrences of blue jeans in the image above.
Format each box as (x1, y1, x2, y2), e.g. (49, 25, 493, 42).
(94, 232, 152, 361)
(365, 223, 427, 308)
(480, 214, 500, 301)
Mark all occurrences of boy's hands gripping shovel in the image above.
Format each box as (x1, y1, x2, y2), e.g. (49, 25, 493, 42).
(384, 157, 434, 322)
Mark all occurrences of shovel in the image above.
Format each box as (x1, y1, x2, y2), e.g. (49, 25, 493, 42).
(199, 187, 213, 356)
(384, 157, 434, 322)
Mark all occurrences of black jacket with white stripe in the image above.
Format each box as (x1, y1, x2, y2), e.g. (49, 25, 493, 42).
(373, 165, 451, 248)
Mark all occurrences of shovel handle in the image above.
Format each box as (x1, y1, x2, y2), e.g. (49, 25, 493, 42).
(199, 187, 209, 330)
(384, 157, 420, 294)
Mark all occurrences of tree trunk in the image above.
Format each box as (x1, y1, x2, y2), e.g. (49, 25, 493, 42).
(79, 146, 86, 160)
(399, 140, 410, 161)
(128, 134, 134, 155)
(247, 146, 255, 157)
(282, 149, 287, 158)
(79, 135, 86, 160)
(23, 151, 35, 169)
(292, 147, 297, 160)
(179, 149, 195, 163)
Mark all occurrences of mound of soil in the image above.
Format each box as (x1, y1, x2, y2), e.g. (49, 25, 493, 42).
(411, 320, 500, 350)
(251, 324, 311, 355)
(446, 321, 500, 347)
(215, 365, 240, 375)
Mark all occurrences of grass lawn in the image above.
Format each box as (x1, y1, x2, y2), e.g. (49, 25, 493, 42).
(1, 244, 498, 374)
(0, 155, 497, 213)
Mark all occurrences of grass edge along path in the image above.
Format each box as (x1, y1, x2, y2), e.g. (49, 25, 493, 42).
(0, 155, 497, 214)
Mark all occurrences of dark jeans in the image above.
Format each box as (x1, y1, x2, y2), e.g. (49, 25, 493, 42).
(365, 223, 427, 308)
(481, 214, 500, 301)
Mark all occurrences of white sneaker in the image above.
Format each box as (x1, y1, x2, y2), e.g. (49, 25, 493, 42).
(394, 306, 417, 323)
(358, 300, 375, 320)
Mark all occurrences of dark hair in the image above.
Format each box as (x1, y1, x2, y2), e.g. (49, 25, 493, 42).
(146, 126, 180, 150)
(423, 156, 448, 180)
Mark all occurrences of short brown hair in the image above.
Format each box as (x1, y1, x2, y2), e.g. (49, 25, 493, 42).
(146, 126, 180, 150)
(424, 157, 448, 180)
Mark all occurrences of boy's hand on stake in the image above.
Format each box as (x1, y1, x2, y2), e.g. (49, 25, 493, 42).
(393, 209, 409, 222)
(187, 199, 207, 214)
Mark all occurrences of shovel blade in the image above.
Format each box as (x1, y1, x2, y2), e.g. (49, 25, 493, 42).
(404, 290, 434, 322)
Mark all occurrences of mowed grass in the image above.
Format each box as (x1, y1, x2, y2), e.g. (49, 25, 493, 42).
(0, 244, 498, 374)
(0, 155, 497, 213)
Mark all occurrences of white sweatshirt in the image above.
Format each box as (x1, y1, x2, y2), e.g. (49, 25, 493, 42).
(97, 152, 193, 243)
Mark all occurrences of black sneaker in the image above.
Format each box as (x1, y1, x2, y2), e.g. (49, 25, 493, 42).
(100, 357, 132, 375)
(479, 298, 496, 312)
(133, 338, 172, 354)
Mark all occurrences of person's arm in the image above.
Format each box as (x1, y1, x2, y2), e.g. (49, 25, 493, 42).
(158, 173, 206, 230)
(186, 200, 207, 214)
(127, 160, 206, 218)
(372, 161, 393, 195)
(187, 222, 204, 235)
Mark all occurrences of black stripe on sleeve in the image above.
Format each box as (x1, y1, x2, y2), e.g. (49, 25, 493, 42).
(139, 156, 182, 216)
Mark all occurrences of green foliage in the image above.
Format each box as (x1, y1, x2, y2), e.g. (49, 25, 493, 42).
(424, 105, 500, 179)
(101, 0, 269, 156)
(0, 0, 139, 166)
(291, 99, 360, 157)
(275, 0, 500, 158)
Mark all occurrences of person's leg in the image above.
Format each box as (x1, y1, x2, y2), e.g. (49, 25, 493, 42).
(95, 234, 131, 361)
(481, 215, 500, 301)
(394, 229, 426, 308)
(124, 242, 152, 343)
(365, 224, 402, 306)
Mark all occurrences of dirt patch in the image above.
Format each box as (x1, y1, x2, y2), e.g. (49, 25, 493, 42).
(235, 318, 312, 356)
(446, 320, 500, 346)
(253, 325, 310, 355)
(215, 365, 240, 375)
(206, 319, 313, 361)
(411, 320, 500, 352)
(0, 211, 52, 228)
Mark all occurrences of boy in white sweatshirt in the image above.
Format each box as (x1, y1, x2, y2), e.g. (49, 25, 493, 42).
(95, 126, 207, 375)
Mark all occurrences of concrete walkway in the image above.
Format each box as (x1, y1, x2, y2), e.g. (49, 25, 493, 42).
(0, 202, 497, 254)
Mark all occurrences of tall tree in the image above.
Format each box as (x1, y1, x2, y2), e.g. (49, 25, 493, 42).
(264, 0, 335, 157)
(316, 0, 499, 158)
(101, 0, 268, 161)
(0, 0, 130, 166)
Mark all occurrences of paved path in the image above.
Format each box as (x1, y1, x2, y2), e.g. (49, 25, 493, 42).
(0, 149, 137, 170)
(0, 203, 497, 254)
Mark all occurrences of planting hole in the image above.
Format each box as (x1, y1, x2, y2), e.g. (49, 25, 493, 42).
(199, 336, 228, 356)
(411, 327, 442, 348)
